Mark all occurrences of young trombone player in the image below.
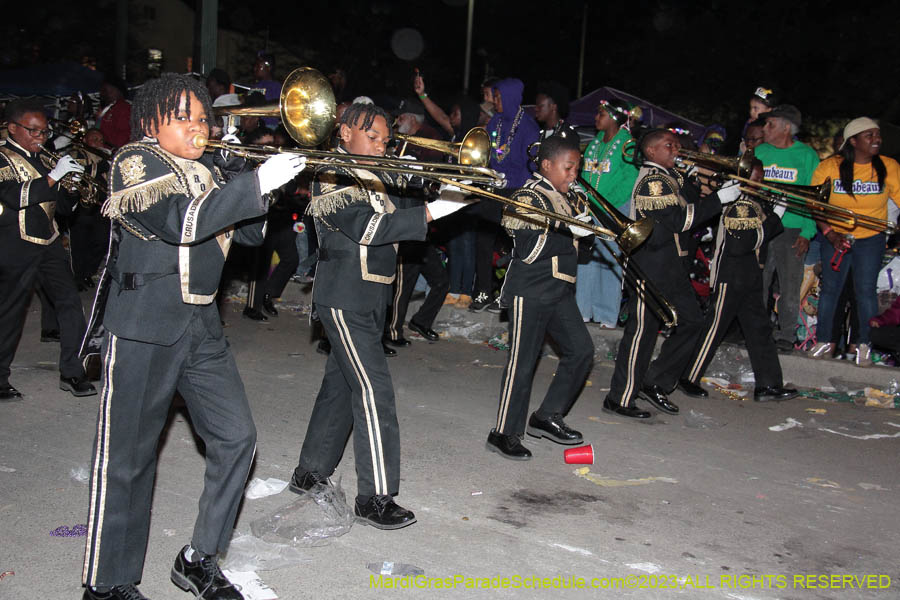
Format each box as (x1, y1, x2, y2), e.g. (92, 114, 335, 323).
(487, 131, 595, 460)
(288, 102, 471, 528)
(679, 159, 798, 402)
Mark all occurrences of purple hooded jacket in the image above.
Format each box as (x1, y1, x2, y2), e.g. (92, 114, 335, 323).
(487, 78, 540, 189)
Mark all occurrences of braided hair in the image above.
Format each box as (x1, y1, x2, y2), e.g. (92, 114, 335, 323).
(339, 102, 392, 136)
(130, 73, 213, 142)
(839, 136, 886, 200)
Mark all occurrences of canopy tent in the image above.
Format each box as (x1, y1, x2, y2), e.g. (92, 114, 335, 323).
(0, 62, 104, 96)
(567, 87, 707, 143)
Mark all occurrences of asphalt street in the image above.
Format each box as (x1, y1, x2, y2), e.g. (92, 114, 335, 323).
(1, 292, 898, 600)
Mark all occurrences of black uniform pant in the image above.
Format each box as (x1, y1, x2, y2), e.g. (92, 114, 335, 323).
(70, 210, 111, 280)
(684, 281, 783, 389)
(248, 223, 298, 309)
(297, 303, 400, 501)
(385, 241, 449, 340)
(82, 307, 256, 587)
(608, 277, 706, 407)
(495, 294, 594, 436)
(0, 235, 86, 385)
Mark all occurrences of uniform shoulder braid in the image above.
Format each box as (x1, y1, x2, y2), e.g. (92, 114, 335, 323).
(102, 142, 187, 219)
(307, 163, 371, 218)
(502, 187, 550, 231)
(723, 198, 764, 231)
(633, 171, 682, 212)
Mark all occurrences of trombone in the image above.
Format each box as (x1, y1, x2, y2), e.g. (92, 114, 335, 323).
(201, 67, 505, 186)
(395, 127, 491, 167)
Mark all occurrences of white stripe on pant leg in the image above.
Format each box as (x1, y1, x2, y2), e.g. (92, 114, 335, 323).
(687, 283, 728, 382)
(389, 263, 404, 339)
(496, 296, 524, 432)
(621, 282, 646, 406)
(331, 308, 388, 495)
(83, 333, 118, 585)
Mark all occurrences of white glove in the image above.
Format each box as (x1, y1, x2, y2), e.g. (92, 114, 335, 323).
(257, 153, 306, 195)
(428, 197, 471, 220)
(49, 155, 85, 182)
(399, 154, 423, 170)
(221, 133, 241, 144)
(717, 179, 741, 204)
(567, 211, 593, 238)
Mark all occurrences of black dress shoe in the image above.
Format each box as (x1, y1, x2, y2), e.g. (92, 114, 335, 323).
(40, 329, 60, 343)
(354, 495, 417, 530)
(171, 545, 242, 599)
(60, 375, 97, 397)
(382, 343, 397, 357)
(289, 469, 330, 494)
(639, 384, 680, 414)
(408, 320, 439, 342)
(754, 385, 799, 402)
(262, 293, 278, 317)
(485, 430, 532, 460)
(677, 378, 708, 398)
(316, 338, 331, 355)
(83, 583, 150, 600)
(0, 383, 23, 401)
(243, 306, 268, 321)
(526, 412, 583, 445)
(602, 396, 651, 419)
(384, 336, 411, 347)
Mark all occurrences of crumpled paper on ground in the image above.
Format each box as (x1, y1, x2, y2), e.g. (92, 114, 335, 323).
(245, 478, 289, 499)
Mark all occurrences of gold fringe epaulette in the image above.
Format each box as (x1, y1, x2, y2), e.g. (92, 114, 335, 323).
(102, 174, 182, 218)
(724, 215, 762, 230)
(307, 167, 371, 217)
(102, 142, 190, 218)
(501, 189, 549, 230)
(633, 193, 680, 211)
(0, 165, 15, 182)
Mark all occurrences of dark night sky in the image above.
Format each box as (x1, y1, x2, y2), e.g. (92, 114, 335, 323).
(3, 0, 899, 127)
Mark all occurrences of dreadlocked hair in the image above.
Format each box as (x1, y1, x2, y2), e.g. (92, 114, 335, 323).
(339, 102, 392, 137)
(130, 73, 213, 143)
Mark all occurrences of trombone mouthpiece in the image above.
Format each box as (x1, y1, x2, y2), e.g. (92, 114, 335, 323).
(192, 134, 209, 149)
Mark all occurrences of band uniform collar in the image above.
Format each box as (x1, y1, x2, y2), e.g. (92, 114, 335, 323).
(6, 137, 33, 158)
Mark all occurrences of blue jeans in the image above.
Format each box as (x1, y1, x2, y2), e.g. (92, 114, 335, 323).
(447, 228, 476, 295)
(575, 239, 623, 325)
(816, 233, 884, 344)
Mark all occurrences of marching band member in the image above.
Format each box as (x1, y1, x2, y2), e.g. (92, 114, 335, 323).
(680, 159, 798, 402)
(288, 102, 469, 528)
(605, 129, 724, 419)
(487, 132, 594, 460)
(81, 73, 305, 600)
(0, 98, 93, 400)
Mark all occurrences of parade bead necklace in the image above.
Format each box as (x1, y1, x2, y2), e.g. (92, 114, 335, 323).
(492, 107, 524, 163)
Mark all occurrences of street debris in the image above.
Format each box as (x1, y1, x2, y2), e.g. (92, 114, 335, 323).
(245, 478, 289, 499)
(221, 570, 278, 600)
(805, 408, 827, 414)
(806, 478, 841, 489)
(573, 467, 677, 487)
(684, 409, 722, 429)
(858, 483, 889, 491)
(627, 563, 662, 574)
(0, 571, 13, 581)
(222, 534, 310, 572)
(249, 478, 353, 546)
(50, 524, 87, 537)
(367, 562, 425, 576)
(769, 418, 802, 432)
(70, 466, 90, 483)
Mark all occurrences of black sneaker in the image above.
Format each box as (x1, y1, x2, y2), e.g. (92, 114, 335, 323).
(242, 307, 267, 322)
(60, 375, 97, 397)
(40, 329, 60, 342)
(171, 546, 243, 599)
(288, 469, 330, 494)
(354, 495, 417, 530)
(486, 299, 504, 314)
(468, 291, 493, 313)
(83, 584, 150, 600)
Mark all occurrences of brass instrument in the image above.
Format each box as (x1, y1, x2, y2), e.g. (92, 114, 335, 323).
(675, 149, 756, 178)
(731, 176, 896, 234)
(200, 67, 506, 186)
(395, 127, 491, 167)
(49, 118, 88, 140)
(41, 145, 107, 205)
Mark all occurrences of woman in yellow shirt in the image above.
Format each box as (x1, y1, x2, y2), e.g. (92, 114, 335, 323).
(808, 118, 900, 365)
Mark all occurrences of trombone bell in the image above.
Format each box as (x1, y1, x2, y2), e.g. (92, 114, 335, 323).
(617, 218, 655, 254)
(395, 127, 491, 168)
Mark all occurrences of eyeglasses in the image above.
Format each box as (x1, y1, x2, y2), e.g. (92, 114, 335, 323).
(12, 122, 52, 137)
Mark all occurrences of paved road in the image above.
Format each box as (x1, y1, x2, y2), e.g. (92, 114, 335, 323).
(1, 298, 898, 599)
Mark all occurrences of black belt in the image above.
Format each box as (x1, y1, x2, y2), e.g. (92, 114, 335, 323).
(107, 267, 175, 290)
(316, 248, 351, 261)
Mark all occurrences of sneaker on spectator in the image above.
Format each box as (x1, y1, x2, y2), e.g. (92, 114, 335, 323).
(486, 299, 503, 314)
(456, 294, 472, 309)
(469, 292, 492, 313)
(855, 343, 872, 367)
(807, 342, 835, 359)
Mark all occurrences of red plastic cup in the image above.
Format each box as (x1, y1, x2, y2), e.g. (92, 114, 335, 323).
(564, 444, 594, 464)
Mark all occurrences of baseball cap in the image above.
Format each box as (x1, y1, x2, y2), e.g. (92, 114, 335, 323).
(840, 117, 879, 149)
(751, 86, 779, 107)
(759, 104, 801, 129)
(397, 97, 425, 117)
